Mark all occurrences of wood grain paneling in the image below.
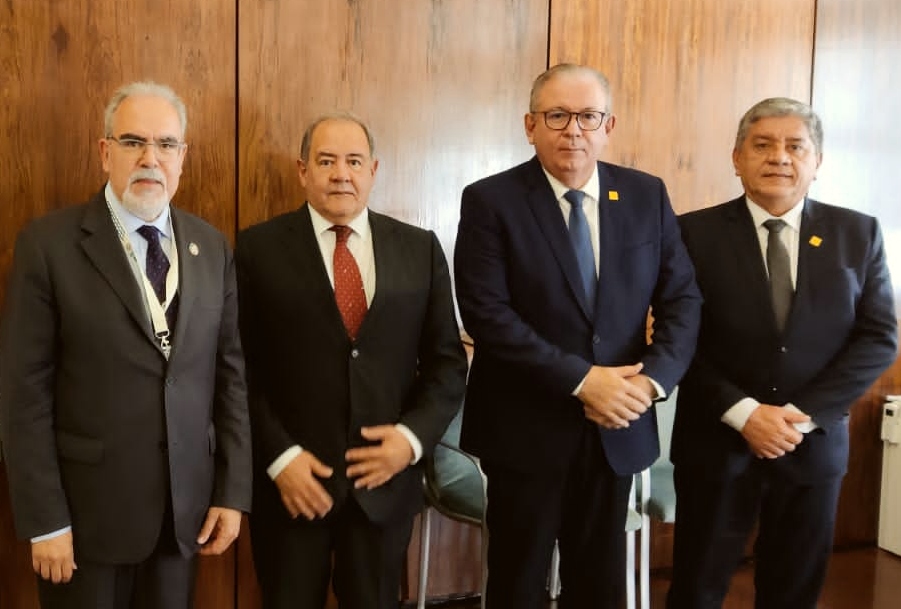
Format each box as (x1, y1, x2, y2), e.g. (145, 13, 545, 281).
(237, 0, 548, 261)
(0, 1, 237, 608)
(549, 0, 815, 214)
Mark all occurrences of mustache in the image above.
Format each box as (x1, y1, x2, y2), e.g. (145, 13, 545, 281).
(128, 169, 166, 188)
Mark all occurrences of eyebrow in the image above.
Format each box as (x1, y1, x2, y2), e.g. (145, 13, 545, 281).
(116, 132, 181, 143)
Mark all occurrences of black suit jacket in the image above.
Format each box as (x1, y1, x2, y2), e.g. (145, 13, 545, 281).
(235, 205, 467, 526)
(673, 196, 898, 482)
(454, 157, 702, 476)
(0, 191, 252, 563)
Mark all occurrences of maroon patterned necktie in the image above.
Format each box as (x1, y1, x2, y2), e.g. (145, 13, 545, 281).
(330, 225, 367, 339)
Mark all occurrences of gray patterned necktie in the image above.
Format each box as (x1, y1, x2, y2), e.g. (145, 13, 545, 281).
(763, 219, 793, 331)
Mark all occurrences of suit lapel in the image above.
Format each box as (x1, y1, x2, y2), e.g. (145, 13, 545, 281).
(723, 198, 779, 330)
(523, 159, 594, 319)
(79, 193, 155, 341)
(282, 205, 349, 340)
(363, 211, 399, 338)
(170, 209, 195, 351)
(791, 199, 825, 332)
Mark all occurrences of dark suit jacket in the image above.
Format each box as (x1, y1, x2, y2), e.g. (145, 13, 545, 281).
(673, 196, 898, 482)
(0, 191, 252, 563)
(235, 205, 467, 526)
(454, 157, 702, 476)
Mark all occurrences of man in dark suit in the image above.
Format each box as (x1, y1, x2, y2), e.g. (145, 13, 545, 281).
(454, 63, 702, 609)
(235, 113, 467, 609)
(667, 97, 898, 609)
(0, 81, 252, 609)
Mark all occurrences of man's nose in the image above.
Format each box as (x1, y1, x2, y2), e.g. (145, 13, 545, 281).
(138, 143, 161, 166)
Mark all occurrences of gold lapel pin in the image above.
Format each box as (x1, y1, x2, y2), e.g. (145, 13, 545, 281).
(189, 242, 200, 256)
(809, 236, 823, 247)
(608, 190, 619, 201)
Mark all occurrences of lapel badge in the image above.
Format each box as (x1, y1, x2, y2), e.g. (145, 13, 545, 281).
(608, 190, 619, 201)
(809, 236, 823, 247)
(189, 242, 200, 256)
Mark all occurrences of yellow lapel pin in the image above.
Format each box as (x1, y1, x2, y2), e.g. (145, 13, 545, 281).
(809, 236, 822, 247)
(608, 190, 619, 201)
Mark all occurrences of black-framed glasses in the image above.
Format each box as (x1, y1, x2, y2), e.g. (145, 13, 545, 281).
(534, 109, 607, 131)
(107, 136, 186, 159)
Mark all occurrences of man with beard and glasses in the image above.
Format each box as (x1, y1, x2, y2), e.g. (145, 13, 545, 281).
(0, 81, 252, 609)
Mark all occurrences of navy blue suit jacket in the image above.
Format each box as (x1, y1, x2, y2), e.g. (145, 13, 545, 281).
(673, 197, 898, 482)
(455, 157, 702, 475)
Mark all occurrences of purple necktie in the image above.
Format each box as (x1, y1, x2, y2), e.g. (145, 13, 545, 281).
(136, 225, 169, 303)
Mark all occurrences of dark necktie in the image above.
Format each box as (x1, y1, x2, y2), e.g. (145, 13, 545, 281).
(564, 189, 596, 309)
(136, 225, 169, 304)
(764, 219, 793, 331)
(330, 225, 368, 340)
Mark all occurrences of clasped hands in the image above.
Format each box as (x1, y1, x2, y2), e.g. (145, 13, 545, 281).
(578, 363, 654, 429)
(274, 425, 413, 520)
(742, 404, 811, 459)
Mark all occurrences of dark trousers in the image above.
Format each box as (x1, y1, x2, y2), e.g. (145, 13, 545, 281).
(37, 512, 196, 609)
(251, 495, 413, 609)
(666, 464, 843, 609)
(482, 422, 632, 609)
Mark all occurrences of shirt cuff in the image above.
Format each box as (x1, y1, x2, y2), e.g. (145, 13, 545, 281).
(395, 424, 422, 464)
(647, 377, 664, 400)
(267, 445, 303, 480)
(32, 526, 72, 543)
(721, 398, 760, 431)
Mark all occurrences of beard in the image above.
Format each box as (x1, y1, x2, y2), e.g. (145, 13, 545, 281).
(121, 169, 170, 221)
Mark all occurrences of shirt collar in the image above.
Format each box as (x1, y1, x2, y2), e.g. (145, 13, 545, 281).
(104, 182, 172, 238)
(745, 196, 804, 232)
(541, 165, 600, 203)
(307, 203, 370, 239)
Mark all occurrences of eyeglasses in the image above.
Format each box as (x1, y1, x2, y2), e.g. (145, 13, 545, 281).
(107, 136, 186, 159)
(534, 110, 607, 131)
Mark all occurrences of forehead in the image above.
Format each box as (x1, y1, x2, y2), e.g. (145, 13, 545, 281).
(745, 115, 812, 142)
(535, 72, 608, 109)
(310, 119, 371, 157)
(111, 95, 183, 137)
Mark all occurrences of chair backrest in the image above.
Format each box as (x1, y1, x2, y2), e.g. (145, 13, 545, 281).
(423, 405, 485, 524)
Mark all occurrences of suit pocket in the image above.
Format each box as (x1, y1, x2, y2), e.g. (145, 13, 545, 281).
(56, 430, 104, 463)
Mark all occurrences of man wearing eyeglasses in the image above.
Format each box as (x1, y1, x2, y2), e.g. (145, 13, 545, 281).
(454, 63, 701, 609)
(0, 81, 252, 609)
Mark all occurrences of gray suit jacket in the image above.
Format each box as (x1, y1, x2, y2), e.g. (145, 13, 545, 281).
(0, 190, 252, 563)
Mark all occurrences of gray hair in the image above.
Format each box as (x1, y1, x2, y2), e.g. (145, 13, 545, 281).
(299, 112, 376, 161)
(529, 63, 613, 114)
(103, 81, 187, 137)
(735, 97, 823, 154)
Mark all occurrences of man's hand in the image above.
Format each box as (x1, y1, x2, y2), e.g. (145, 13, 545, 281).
(197, 507, 242, 555)
(274, 451, 334, 520)
(579, 363, 652, 429)
(742, 404, 810, 459)
(345, 425, 414, 490)
(32, 531, 76, 583)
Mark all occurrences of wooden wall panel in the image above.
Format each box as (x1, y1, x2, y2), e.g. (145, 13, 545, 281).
(0, 1, 237, 608)
(237, 2, 548, 603)
(549, 0, 815, 214)
(237, 0, 548, 258)
(812, 0, 901, 546)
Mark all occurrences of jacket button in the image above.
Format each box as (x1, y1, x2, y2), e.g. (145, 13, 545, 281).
(592, 335, 600, 344)
(351, 349, 360, 359)
(778, 346, 788, 353)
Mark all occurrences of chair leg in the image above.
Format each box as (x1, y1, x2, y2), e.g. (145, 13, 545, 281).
(548, 539, 561, 599)
(639, 469, 651, 609)
(417, 506, 432, 609)
(625, 528, 636, 609)
(480, 518, 489, 609)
